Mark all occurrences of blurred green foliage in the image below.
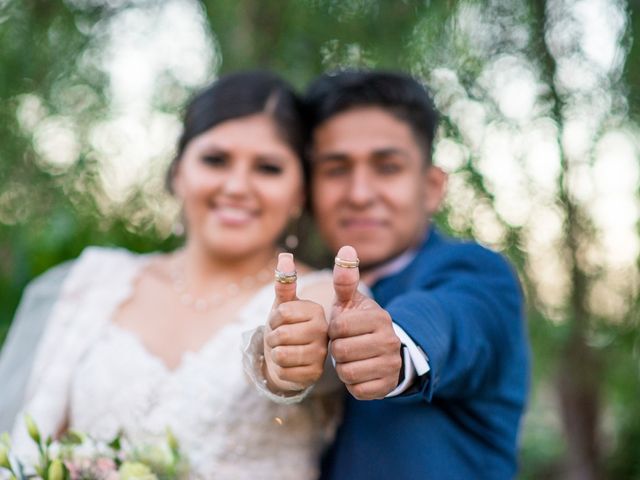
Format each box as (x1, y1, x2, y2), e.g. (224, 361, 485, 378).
(0, 0, 639, 478)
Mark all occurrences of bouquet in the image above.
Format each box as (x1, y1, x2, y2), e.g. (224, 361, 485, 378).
(0, 416, 189, 480)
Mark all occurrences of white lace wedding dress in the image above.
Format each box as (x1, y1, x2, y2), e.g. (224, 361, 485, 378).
(9, 247, 340, 479)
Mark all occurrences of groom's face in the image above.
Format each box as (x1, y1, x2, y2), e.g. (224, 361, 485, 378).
(310, 106, 446, 269)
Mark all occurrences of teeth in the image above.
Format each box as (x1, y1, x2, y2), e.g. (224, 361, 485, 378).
(216, 206, 252, 221)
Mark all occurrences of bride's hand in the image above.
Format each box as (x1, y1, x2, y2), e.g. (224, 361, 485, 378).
(263, 253, 328, 393)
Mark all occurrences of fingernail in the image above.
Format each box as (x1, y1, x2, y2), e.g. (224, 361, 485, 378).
(336, 245, 357, 261)
(277, 252, 295, 273)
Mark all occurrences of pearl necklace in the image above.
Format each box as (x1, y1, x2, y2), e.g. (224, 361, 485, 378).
(170, 254, 274, 313)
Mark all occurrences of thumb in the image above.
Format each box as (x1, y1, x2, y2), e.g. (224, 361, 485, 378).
(274, 252, 298, 305)
(333, 245, 361, 307)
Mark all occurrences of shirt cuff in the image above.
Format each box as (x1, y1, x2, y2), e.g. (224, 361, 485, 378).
(385, 323, 430, 397)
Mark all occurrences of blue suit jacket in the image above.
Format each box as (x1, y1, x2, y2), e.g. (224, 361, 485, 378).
(320, 228, 529, 480)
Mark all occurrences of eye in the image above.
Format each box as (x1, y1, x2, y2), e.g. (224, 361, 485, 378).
(202, 154, 226, 167)
(256, 162, 283, 175)
(316, 162, 349, 178)
(376, 161, 403, 175)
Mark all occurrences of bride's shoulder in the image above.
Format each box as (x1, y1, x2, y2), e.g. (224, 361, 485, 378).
(23, 260, 74, 299)
(76, 245, 145, 265)
(62, 246, 150, 292)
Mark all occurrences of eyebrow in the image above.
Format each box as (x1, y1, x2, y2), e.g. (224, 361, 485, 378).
(371, 147, 411, 161)
(311, 152, 351, 164)
(312, 147, 411, 163)
(255, 153, 287, 164)
(199, 144, 287, 163)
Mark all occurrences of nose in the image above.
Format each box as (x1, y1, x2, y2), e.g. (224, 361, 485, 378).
(223, 162, 251, 196)
(347, 167, 376, 207)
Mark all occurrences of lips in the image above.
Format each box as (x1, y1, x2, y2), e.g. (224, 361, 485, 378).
(210, 205, 258, 226)
(340, 218, 387, 229)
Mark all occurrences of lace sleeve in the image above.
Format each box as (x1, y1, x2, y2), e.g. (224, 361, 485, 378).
(0, 262, 73, 432)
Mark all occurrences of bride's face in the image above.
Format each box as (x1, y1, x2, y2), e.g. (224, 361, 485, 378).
(172, 113, 304, 258)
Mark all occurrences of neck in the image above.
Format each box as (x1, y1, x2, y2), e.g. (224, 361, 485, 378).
(180, 240, 277, 292)
(359, 227, 431, 286)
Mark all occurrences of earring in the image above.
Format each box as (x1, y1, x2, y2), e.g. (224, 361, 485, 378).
(172, 219, 185, 237)
(284, 207, 302, 251)
(172, 205, 186, 237)
(285, 232, 299, 250)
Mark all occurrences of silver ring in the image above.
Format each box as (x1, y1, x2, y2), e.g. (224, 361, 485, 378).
(334, 256, 360, 268)
(274, 269, 297, 284)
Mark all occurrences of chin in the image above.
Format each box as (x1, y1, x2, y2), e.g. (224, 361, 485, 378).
(201, 236, 257, 258)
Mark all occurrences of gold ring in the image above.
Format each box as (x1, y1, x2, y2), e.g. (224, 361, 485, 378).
(334, 256, 360, 268)
(274, 269, 297, 284)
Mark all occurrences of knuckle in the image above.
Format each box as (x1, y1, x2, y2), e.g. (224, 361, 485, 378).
(271, 347, 286, 364)
(337, 363, 357, 384)
(267, 312, 279, 329)
(330, 317, 347, 338)
(271, 363, 284, 379)
(317, 344, 328, 360)
(311, 344, 327, 362)
(274, 326, 290, 344)
(314, 317, 328, 334)
(310, 367, 323, 382)
(331, 340, 348, 361)
(311, 302, 325, 317)
(387, 377, 397, 392)
(372, 311, 391, 329)
(310, 320, 326, 338)
(265, 331, 277, 348)
(350, 383, 368, 400)
(303, 366, 320, 383)
(315, 330, 329, 345)
(279, 368, 294, 382)
(390, 354, 402, 372)
(276, 303, 291, 318)
(385, 333, 401, 352)
(380, 309, 393, 324)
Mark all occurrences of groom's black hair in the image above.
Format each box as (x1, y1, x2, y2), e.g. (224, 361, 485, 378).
(304, 70, 439, 164)
(167, 70, 308, 191)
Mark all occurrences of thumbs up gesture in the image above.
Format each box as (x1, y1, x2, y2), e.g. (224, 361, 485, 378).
(263, 253, 329, 393)
(330, 246, 403, 400)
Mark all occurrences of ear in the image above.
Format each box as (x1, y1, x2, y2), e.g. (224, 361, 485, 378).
(423, 166, 447, 216)
(290, 204, 303, 220)
(291, 182, 305, 219)
(171, 161, 185, 199)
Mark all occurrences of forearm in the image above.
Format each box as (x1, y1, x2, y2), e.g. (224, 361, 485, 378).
(384, 285, 522, 402)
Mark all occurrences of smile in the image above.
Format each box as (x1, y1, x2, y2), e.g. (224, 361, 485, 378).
(211, 205, 257, 226)
(341, 218, 387, 229)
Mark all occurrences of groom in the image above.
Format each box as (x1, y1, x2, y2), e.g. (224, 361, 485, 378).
(268, 70, 530, 479)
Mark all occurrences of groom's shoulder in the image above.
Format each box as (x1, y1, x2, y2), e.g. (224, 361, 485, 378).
(425, 229, 516, 277)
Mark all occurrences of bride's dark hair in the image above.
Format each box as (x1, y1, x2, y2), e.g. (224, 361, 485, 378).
(167, 70, 309, 192)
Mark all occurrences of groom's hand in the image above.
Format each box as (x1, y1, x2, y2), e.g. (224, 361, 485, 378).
(263, 253, 328, 393)
(329, 246, 402, 400)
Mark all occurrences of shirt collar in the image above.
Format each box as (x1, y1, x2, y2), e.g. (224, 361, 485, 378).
(359, 226, 433, 287)
(361, 248, 418, 287)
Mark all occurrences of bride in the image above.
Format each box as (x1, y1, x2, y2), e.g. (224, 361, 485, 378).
(0, 71, 340, 479)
